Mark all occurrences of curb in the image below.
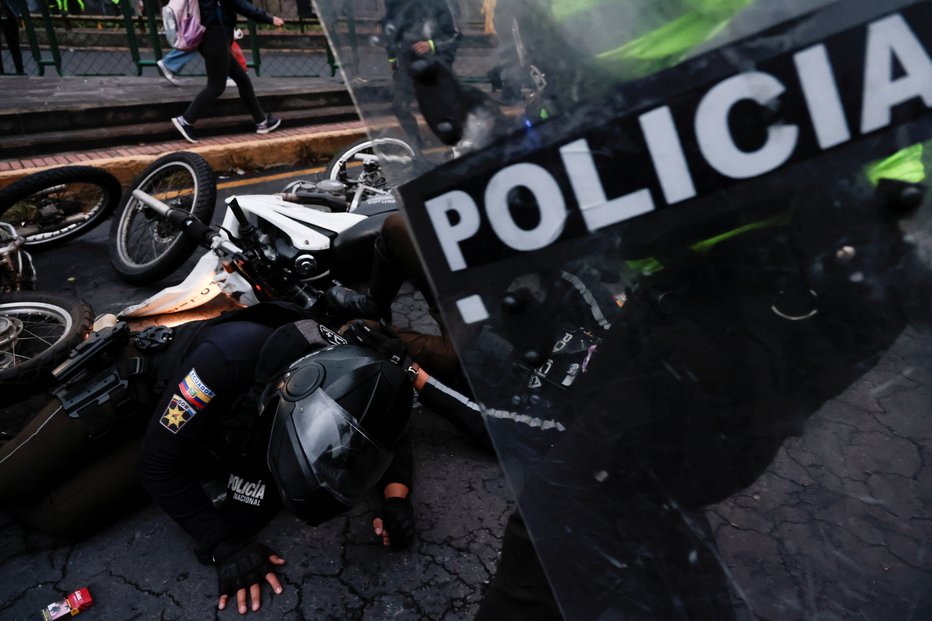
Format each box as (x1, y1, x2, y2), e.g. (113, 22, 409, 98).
(0, 126, 368, 189)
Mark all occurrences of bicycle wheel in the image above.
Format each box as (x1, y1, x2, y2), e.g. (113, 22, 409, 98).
(0, 291, 94, 405)
(326, 137, 416, 196)
(109, 152, 216, 284)
(0, 166, 122, 250)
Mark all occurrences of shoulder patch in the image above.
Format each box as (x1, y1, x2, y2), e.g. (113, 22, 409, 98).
(319, 324, 347, 345)
(178, 368, 216, 409)
(160, 394, 197, 433)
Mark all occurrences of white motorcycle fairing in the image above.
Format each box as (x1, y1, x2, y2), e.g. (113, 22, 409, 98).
(119, 194, 367, 319)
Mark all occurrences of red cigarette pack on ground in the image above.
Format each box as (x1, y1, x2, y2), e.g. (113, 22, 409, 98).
(41, 587, 93, 620)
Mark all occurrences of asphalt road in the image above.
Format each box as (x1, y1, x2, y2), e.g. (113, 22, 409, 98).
(0, 168, 511, 621)
(1, 168, 930, 620)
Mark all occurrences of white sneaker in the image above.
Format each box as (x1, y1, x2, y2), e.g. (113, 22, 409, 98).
(157, 59, 180, 87)
(226, 78, 236, 88)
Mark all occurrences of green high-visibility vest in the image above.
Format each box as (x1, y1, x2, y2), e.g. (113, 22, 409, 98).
(550, 0, 754, 78)
(866, 143, 927, 185)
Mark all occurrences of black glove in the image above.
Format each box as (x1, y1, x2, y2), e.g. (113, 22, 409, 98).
(379, 496, 416, 550)
(345, 320, 412, 368)
(212, 540, 275, 597)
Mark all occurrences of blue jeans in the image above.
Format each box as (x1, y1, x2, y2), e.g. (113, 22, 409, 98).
(161, 47, 196, 73)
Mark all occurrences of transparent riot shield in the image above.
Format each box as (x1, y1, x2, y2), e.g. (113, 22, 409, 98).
(315, 0, 932, 617)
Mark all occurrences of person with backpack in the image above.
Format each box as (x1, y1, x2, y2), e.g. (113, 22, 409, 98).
(171, 0, 284, 144)
(157, 28, 247, 88)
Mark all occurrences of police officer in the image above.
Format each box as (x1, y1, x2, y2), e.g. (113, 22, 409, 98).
(383, 0, 462, 150)
(0, 305, 418, 615)
(356, 0, 930, 617)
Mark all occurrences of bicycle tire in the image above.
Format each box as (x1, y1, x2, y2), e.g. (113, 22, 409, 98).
(0, 166, 122, 250)
(109, 152, 217, 284)
(0, 291, 94, 405)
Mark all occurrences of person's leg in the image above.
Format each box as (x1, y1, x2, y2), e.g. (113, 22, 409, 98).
(324, 213, 414, 321)
(0, 398, 84, 500)
(0, 365, 153, 538)
(1, 3, 23, 74)
(8, 15, 23, 75)
(10, 436, 148, 538)
(376, 213, 434, 309)
(391, 64, 423, 148)
(226, 49, 266, 124)
(0, 4, 11, 74)
(475, 512, 563, 621)
(161, 48, 194, 74)
(182, 28, 231, 124)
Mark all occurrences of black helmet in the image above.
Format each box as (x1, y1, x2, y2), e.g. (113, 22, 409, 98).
(265, 344, 413, 526)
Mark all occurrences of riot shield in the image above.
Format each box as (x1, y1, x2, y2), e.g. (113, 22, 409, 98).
(315, 0, 932, 617)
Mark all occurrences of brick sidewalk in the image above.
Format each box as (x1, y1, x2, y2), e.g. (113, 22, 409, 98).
(0, 119, 368, 188)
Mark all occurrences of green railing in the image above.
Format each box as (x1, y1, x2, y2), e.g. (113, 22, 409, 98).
(0, 0, 495, 80)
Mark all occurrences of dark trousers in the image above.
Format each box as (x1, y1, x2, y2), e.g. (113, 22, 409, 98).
(375, 213, 462, 388)
(0, 320, 273, 539)
(0, 3, 24, 74)
(0, 394, 150, 538)
(184, 26, 265, 124)
(391, 62, 423, 148)
(475, 512, 562, 621)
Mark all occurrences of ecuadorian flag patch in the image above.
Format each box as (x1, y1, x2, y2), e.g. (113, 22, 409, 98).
(178, 368, 216, 409)
(160, 394, 197, 433)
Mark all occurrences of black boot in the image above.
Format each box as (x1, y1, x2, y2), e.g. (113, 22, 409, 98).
(326, 240, 408, 321)
(325, 286, 382, 321)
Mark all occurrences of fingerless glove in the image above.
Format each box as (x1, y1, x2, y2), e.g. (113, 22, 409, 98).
(380, 496, 416, 550)
(212, 540, 275, 596)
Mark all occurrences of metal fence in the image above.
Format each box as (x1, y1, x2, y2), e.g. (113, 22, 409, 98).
(0, 0, 497, 81)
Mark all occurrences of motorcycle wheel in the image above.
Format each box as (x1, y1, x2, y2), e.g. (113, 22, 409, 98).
(0, 166, 122, 250)
(0, 291, 94, 405)
(326, 137, 416, 199)
(109, 152, 216, 284)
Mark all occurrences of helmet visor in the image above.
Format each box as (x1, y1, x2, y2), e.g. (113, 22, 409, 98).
(290, 389, 393, 505)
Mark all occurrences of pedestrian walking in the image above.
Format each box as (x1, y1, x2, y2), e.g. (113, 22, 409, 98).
(171, 0, 284, 144)
(0, 0, 25, 75)
(158, 28, 247, 88)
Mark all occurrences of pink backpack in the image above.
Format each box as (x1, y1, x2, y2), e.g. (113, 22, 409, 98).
(163, 0, 206, 51)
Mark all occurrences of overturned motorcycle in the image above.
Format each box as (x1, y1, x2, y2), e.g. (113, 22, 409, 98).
(0, 222, 94, 408)
(0, 165, 121, 405)
(107, 150, 405, 327)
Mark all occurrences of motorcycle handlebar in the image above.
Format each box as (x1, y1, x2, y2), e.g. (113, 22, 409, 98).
(131, 189, 242, 255)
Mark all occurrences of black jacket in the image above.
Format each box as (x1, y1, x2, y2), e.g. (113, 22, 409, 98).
(383, 0, 461, 66)
(139, 313, 414, 559)
(197, 0, 273, 32)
